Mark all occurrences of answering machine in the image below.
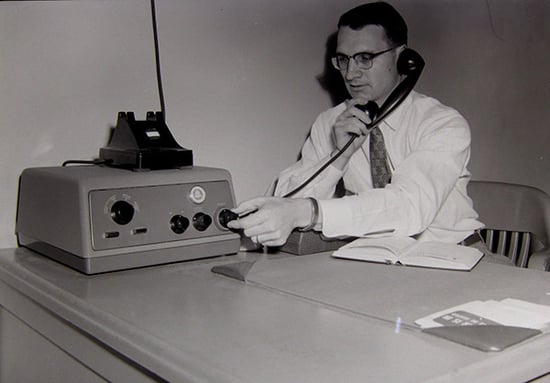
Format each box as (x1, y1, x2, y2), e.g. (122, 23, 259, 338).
(16, 112, 241, 274)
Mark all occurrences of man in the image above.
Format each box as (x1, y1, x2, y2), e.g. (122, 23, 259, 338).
(228, 2, 483, 248)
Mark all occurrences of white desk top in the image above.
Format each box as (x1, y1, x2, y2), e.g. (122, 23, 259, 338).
(1, 247, 549, 382)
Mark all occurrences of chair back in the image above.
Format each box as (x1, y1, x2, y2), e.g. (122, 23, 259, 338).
(468, 181, 550, 268)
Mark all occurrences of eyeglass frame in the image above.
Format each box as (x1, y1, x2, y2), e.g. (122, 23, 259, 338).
(331, 46, 396, 71)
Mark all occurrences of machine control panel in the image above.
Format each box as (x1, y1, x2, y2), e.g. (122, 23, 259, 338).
(90, 181, 234, 250)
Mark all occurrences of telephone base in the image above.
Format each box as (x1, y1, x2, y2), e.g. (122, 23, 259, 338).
(280, 231, 353, 255)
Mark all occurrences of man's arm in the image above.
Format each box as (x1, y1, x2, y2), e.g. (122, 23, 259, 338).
(273, 101, 373, 198)
(226, 197, 318, 247)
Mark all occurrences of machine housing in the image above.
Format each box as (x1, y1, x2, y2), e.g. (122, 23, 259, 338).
(16, 165, 240, 274)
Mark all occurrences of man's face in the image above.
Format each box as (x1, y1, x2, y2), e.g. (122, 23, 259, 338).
(336, 25, 402, 105)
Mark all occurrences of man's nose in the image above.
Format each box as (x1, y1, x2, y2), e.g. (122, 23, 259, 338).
(344, 59, 361, 81)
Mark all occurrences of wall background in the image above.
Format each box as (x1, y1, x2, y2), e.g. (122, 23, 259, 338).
(1, 0, 548, 248)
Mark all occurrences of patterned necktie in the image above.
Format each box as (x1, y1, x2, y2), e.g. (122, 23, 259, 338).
(369, 126, 391, 188)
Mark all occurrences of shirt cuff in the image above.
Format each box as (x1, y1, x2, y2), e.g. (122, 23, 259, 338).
(317, 197, 354, 237)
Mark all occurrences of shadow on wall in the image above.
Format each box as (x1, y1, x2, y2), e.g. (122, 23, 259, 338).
(292, 31, 348, 163)
(292, 32, 350, 164)
(316, 32, 349, 107)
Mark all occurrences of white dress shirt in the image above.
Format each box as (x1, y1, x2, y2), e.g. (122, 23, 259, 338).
(273, 91, 483, 244)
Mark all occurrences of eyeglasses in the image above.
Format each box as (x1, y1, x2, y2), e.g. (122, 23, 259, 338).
(331, 47, 396, 71)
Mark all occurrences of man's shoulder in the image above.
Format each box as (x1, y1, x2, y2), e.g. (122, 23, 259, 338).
(402, 92, 469, 133)
(409, 91, 464, 120)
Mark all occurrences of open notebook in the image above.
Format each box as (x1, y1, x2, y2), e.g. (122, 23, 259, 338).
(332, 236, 484, 271)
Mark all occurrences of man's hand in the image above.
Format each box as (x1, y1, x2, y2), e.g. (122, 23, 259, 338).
(331, 101, 373, 170)
(226, 197, 313, 247)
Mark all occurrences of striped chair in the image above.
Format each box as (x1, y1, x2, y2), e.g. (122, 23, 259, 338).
(468, 180, 550, 270)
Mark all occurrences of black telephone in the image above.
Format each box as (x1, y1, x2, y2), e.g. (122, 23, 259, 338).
(283, 48, 424, 198)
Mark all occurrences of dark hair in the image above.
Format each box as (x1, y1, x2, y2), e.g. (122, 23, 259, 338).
(338, 2, 408, 46)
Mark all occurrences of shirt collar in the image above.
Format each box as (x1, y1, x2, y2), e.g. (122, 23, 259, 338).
(380, 90, 415, 131)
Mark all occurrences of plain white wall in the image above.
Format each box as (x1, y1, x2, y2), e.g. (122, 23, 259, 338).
(1, 0, 548, 249)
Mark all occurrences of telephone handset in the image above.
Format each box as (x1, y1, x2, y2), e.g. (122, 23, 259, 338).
(283, 48, 424, 198)
(357, 48, 425, 128)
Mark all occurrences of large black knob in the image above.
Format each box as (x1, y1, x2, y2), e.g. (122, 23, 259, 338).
(110, 200, 135, 225)
(170, 215, 190, 234)
(218, 209, 239, 229)
(193, 212, 212, 232)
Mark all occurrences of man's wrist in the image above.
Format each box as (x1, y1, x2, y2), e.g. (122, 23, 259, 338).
(298, 197, 319, 232)
(331, 148, 352, 171)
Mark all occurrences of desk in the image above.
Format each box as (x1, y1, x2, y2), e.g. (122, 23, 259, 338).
(1, 247, 549, 382)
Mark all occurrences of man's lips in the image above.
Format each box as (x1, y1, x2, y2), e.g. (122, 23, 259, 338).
(348, 83, 371, 97)
(349, 83, 369, 90)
